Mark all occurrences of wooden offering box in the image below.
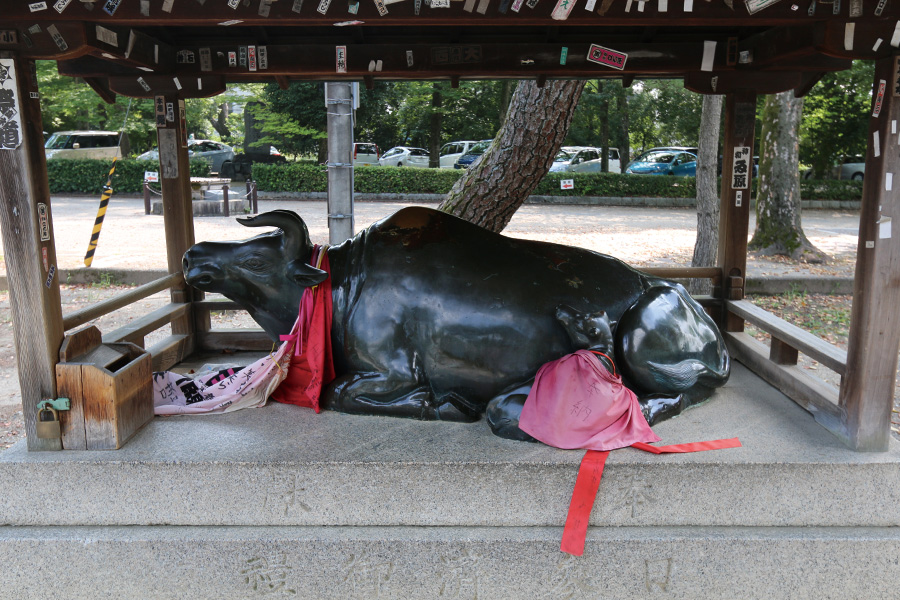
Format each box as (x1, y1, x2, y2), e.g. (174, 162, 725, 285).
(55, 326, 154, 450)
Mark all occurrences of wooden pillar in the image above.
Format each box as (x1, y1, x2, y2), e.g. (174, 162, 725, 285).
(325, 82, 355, 244)
(838, 55, 900, 452)
(716, 91, 757, 332)
(156, 95, 205, 352)
(0, 54, 64, 451)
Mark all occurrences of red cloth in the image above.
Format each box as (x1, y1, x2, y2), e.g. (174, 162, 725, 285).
(560, 438, 742, 556)
(271, 246, 335, 412)
(519, 349, 661, 451)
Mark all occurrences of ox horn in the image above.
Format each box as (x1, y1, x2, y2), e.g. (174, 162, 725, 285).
(237, 210, 311, 257)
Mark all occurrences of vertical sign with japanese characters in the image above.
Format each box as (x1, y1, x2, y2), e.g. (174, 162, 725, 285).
(731, 146, 750, 189)
(336, 46, 347, 73)
(155, 95, 166, 128)
(0, 59, 23, 150)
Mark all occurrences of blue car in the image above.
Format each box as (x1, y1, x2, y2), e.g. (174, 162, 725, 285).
(454, 139, 492, 169)
(625, 148, 698, 176)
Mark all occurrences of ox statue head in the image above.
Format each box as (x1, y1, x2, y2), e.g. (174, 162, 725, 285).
(183, 210, 328, 340)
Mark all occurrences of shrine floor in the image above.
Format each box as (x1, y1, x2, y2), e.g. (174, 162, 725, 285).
(1, 361, 899, 599)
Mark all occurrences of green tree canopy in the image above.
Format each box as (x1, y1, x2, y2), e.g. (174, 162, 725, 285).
(799, 60, 874, 177)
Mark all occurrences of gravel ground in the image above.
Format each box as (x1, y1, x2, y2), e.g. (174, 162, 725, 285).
(1, 199, 892, 451)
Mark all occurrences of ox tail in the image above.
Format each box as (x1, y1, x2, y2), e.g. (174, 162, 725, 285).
(644, 356, 730, 392)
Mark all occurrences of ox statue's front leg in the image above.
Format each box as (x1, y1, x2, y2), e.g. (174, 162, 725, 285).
(323, 358, 480, 423)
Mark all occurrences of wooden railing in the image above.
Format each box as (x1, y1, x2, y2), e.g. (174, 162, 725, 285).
(61, 272, 191, 372)
(724, 299, 848, 438)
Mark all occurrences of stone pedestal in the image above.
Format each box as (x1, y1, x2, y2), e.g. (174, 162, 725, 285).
(2, 364, 899, 598)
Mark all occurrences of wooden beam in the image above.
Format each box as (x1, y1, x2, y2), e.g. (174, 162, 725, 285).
(716, 91, 757, 332)
(62, 272, 184, 331)
(7, 2, 899, 25)
(838, 54, 900, 452)
(685, 72, 804, 95)
(726, 299, 848, 375)
(83, 76, 116, 104)
(108, 75, 226, 99)
(156, 95, 200, 356)
(83, 25, 175, 72)
(0, 53, 65, 451)
(725, 332, 847, 442)
(794, 71, 826, 98)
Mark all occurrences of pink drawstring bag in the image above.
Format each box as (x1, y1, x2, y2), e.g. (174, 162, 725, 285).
(519, 349, 661, 451)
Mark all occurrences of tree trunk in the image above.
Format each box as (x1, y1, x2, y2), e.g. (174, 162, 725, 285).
(689, 94, 723, 295)
(438, 80, 586, 232)
(498, 80, 515, 128)
(749, 92, 827, 262)
(429, 83, 442, 168)
(208, 102, 231, 139)
(317, 138, 328, 164)
(616, 85, 630, 168)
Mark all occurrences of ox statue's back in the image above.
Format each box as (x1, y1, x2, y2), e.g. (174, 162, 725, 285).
(183, 207, 729, 439)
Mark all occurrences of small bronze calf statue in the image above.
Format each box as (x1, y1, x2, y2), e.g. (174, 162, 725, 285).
(183, 207, 729, 439)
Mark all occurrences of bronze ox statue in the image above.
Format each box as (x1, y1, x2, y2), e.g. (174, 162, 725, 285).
(182, 207, 730, 440)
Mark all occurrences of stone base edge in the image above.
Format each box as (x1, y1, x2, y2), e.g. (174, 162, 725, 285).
(1, 525, 898, 599)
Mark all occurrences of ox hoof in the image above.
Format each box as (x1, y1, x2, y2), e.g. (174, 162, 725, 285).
(486, 392, 537, 442)
(639, 393, 684, 426)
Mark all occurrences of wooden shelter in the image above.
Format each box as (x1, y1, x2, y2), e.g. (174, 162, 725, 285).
(0, 0, 898, 452)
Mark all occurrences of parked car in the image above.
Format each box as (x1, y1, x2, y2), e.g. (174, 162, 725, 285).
(44, 130, 128, 161)
(625, 148, 699, 176)
(803, 156, 865, 181)
(551, 147, 623, 174)
(454, 139, 493, 169)
(438, 140, 480, 169)
(353, 142, 380, 166)
(378, 146, 430, 168)
(137, 139, 235, 174)
(549, 147, 600, 173)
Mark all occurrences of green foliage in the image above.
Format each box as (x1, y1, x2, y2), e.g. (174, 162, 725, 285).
(37, 62, 258, 154)
(255, 162, 864, 201)
(253, 163, 328, 193)
(800, 61, 874, 178)
(626, 80, 703, 154)
(566, 81, 623, 150)
(355, 167, 464, 194)
(535, 172, 697, 197)
(46, 159, 210, 195)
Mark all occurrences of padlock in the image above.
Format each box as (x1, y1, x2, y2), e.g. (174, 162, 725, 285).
(35, 406, 61, 439)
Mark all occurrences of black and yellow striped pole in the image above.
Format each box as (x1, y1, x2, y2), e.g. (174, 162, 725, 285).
(83, 157, 118, 267)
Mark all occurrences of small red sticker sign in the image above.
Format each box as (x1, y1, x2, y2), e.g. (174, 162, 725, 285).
(586, 44, 627, 71)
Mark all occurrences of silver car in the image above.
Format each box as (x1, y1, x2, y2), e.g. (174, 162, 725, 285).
(137, 139, 235, 174)
(378, 146, 430, 168)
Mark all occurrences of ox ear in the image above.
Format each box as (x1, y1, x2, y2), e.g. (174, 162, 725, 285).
(287, 259, 328, 288)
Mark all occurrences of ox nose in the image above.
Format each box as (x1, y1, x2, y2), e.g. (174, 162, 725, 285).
(183, 252, 221, 288)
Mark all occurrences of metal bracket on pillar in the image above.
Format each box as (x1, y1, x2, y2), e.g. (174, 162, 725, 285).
(326, 162, 353, 168)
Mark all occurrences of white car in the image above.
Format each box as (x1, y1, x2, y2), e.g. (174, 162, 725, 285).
(378, 146, 430, 168)
(550, 147, 622, 173)
(353, 143, 381, 166)
(45, 130, 127, 161)
(569, 147, 623, 174)
(438, 140, 480, 169)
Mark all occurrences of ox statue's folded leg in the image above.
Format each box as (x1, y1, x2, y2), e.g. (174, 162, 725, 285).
(323, 372, 480, 422)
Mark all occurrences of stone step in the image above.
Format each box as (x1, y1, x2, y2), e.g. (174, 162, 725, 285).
(2, 364, 898, 529)
(1, 525, 899, 599)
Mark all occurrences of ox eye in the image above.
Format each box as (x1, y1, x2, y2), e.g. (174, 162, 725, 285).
(239, 257, 268, 272)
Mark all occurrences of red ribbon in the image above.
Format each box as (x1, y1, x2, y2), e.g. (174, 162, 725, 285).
(560, 437, 742, 556)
